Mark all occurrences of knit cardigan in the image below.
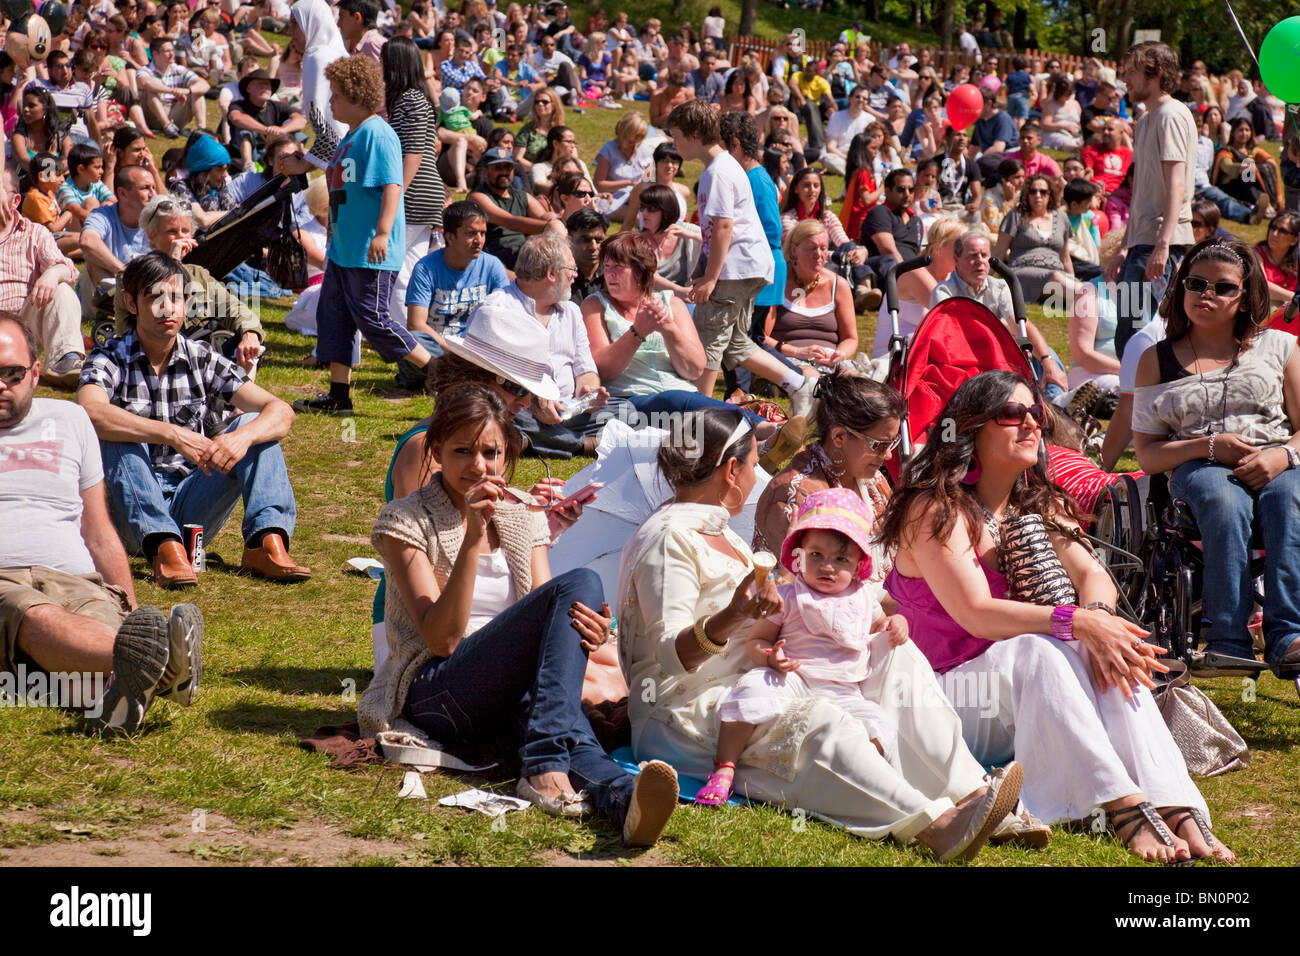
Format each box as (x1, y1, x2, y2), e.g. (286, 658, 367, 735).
(358, 474, 550, 738)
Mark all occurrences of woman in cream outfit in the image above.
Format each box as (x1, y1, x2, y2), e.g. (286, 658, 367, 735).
(616, 407, 1025, 861)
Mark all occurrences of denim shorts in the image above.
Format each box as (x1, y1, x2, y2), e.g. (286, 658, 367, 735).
(1006, 92, 1029, 120)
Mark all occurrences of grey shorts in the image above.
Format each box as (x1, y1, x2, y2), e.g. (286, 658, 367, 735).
(692, 277, 768, 371)
(1, 567, 130, 675)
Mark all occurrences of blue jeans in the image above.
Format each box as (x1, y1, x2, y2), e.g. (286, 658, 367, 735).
(396, 329, 442, 391)
(1031, 345, 1067, 402)
(1195, 185, 1253, 224)
(628, 391, 763, 426)
(513, 397, 634, 458)
(225, 261, 293, 301)
(1115, 243, 1184, 361)
(403, 568, 635, 825)
(100, 413, 298, 554)
(1170, 459, 1300, 666)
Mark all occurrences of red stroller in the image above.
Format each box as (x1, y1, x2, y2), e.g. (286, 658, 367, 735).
(879, 255, 1036, 481)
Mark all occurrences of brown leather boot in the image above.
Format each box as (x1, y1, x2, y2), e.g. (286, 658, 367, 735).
(241, 532, 312, 582)
(152, 540, 198, 589)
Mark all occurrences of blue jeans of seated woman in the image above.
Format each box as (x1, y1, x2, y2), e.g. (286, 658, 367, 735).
(402, 568, 635, 825)
(1170, 459, 1300, 666)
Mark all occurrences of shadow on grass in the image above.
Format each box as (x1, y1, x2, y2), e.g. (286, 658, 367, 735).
(225, 666, 371, 696)
(206, 702, 357, 737)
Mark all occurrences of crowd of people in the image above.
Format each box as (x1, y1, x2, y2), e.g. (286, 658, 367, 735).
(2, 0, 1298, 863)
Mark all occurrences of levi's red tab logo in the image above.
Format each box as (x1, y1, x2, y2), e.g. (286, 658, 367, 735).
(0, 440, 63, 474)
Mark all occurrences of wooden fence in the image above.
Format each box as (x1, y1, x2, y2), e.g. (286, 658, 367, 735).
(726, 34, 1117, 78)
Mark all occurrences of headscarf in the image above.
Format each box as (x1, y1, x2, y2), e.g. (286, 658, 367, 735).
(291, 0, 348, 169)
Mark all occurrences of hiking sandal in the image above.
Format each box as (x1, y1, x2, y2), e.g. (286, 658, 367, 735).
(1109, 802, 1188, 865)
(1162, 806, 1234, 863)
(693, 762, 736, 806)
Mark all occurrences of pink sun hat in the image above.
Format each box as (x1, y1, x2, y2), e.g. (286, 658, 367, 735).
(780, 487, 876, 581)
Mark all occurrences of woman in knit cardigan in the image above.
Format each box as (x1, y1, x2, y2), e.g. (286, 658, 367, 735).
(358, 384, 679, 846)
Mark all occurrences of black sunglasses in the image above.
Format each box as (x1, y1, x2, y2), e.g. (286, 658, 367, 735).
(0, 364, 34, 386)
(993, 401, 1045, 427)
(571, 190, 596, 198)
(1183, 276, 1242, 297)
(494, 374, 530, 398)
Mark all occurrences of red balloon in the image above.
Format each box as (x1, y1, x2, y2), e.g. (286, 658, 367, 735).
(947, 83, 983, 132)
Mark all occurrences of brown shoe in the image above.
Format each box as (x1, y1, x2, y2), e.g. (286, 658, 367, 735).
(241, 532, 312, 582)
(759, 415, 806, 474)
(152, 540, 198, 589)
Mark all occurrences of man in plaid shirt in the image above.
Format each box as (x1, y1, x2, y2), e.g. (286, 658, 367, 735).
(137, 36, 210, 138)
(77, 252, 310, 589)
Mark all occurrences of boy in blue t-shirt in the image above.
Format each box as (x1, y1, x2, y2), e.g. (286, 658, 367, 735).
(291, 55, 432, 415)
(394, 201, 511, 390)
(58, 143, 115, 230)
(1004, 55, 1033, 125)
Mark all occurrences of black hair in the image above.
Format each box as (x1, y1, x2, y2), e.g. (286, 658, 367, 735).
(382, 35, 434, 118)
(762, 147, 785, 183)
(884, 166, 915, 190)
(811, 371, 905, 443)
(652, 140, 683, 167)
(878, 370, 1080, 553)
(657, 408, 755, 489)
(1063, 177, 1097, 206)
(338, 0, 379, 28)
(541, 125, 574, 164)
(995, 157, 1023, 181)
(564, 208, 607, 235)
(1159, 238, 1271, 347)
(637, 184, 681, 229)
(914, 157, 939, 177)
(121, 252, 188, 328)
(444, 199, 488, 235)
(67, 143, 104, 181)
(718, 110, 760, 161)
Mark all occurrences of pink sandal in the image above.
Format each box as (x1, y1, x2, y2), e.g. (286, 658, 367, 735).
(694, 762, 736, 806)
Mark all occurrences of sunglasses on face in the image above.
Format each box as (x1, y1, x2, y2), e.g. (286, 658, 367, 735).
(993, 401, 1046, 427)
(571, 189, 596, 199)
(1026, 188, 1049, 196)
(1269, 223, 1299, 236)
(846, 428, 901, 455)
(0, 364, 33, 386)
(494, 374, 530, 397)
(1183, 276, 1242, 297)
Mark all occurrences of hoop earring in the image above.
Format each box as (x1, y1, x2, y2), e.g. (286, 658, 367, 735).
(962, 456, 981, 485)
(721, 482, 744, 511)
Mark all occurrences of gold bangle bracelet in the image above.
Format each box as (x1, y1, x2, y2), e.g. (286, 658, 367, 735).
(694, 615, 726, 655)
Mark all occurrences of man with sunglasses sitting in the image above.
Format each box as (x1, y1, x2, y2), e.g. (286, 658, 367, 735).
(469, 147, 564, 271)
(0, 315, 204, 736)
(861, 169, 923, 281)
(0, 173, 84, 390)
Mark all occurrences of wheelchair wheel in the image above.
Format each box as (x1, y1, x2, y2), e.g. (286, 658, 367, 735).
(1092, 474, 1149, 613)
(91, 318, 116, 348)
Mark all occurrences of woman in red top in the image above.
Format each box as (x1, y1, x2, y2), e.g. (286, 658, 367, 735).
(1255, 212, 1299, 311)
(839, 123, 888, 241)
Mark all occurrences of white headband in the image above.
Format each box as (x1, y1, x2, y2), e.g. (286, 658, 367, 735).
(714, 417, 753, 469)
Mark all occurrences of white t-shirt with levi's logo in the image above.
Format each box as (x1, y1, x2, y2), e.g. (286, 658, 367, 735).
(0, 398, 102, 576)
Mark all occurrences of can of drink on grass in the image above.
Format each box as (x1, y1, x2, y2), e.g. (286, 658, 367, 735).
(183, 524, 205, 572)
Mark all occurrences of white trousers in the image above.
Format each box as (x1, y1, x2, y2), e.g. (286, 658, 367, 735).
(720, 667, 898, 763)
(940, 634, 1208, 825)
(389, 224, 435, 330)
(19, 284, 83, 362)
(636, 636, 987, 842)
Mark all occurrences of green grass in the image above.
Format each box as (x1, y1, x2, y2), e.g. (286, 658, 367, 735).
(3, 31, 1297, 868)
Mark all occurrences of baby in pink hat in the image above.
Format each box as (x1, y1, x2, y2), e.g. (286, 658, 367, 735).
(696, 488, 911, 806)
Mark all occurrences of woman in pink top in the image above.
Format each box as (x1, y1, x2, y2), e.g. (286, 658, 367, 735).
(878, 370, 1231, 864)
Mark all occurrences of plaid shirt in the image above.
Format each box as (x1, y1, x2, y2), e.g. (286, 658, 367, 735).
(441, 58, 487, 88)
(80, 330, 248, 482)
(144, 62, 199, 101)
